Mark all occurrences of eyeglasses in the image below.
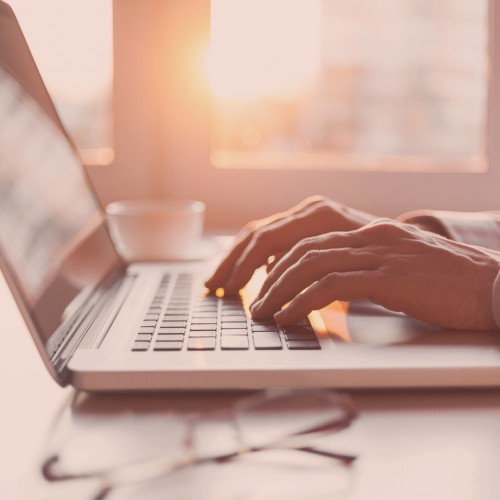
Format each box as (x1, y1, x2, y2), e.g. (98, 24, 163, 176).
(42, 389, 358, 500)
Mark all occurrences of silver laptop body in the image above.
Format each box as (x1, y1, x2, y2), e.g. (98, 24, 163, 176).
(2, 1, 500, 391)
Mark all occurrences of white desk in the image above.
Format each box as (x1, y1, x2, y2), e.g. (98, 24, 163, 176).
(2, 271, 500, 500)
(0, 272, 68, 499)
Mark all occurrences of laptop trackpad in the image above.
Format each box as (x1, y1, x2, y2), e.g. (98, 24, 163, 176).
(320, 300, 500, 347)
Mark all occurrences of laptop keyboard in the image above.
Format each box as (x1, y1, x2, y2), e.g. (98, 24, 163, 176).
(132, 273, 321, 352)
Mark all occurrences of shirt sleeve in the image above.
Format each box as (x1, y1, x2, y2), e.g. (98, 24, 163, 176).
(397, 209, 500, 251)
(492, 271, 500, 329)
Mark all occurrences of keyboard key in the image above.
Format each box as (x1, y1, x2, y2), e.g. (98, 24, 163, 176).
(287, 340, 321, 350)
(188, 330, 217, 338)
(191, 317, 217, 324)
(194, 307, 216, 313)
(283, 325, 315, 334)
(251, 319, 275, 326)
(222, 306, 245, 312)
(136, 333, 153, 341)
(169, 301, 191, 308)
(222, 315, 248, 323)
(251, 325, 279, 333)
(155, 334, 184, 342)
(222, 306, 243, 313)
(283, 326, 317, 340)
(284, 331, 317, 341)
(161, 315, 188, 322)
(221, 301, 244, 308)
(165, 308, 189, 314)
(132, 340, 150, 351)
(221, 329, 248, 336)
(188, 338, 216, 350)
(141, 320, 157, 327)
(221, 337, 249, 350)
(253, 332, 282, 350)
(157, 327, 185, 335)
(190, 323, 217, 331)
(221, 297, 242, 305)
(153, 341, 183, 351)
(221, 322, 247, 329)
(195, 298, 218, 306)
(194, 299, 218, 305)
(192, 312, 218, 319)
(160, 321, 187, 328)
(138, 326, 155, 334)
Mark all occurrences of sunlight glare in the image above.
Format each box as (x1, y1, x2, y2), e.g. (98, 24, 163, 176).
(207, 0, 322, 101)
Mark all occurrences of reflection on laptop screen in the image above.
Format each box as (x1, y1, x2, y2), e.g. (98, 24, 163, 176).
(0, 4, 123, 348)
(0, 65, 102, 301)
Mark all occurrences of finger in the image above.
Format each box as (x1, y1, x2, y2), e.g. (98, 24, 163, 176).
(253, 229, 364, 304)
(205, 197, 326, 291)
(205, 216, 283, 291)
(224, 201, 346, 294)
(273, 270, 384, 324)
(256, 239, 320, 302)
(251, 248, 379, 318)
(205, 230, 254, 291)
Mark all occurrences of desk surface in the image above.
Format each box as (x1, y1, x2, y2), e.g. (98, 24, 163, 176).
(2, 271, 500, 500)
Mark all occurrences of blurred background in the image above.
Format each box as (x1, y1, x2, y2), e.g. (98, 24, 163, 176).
(7, 0, 497, 229)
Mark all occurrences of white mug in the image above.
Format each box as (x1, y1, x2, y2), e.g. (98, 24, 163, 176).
(106, 199, 206, 261)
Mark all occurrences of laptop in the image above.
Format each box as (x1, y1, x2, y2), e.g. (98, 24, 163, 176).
(2, 1, 500, 391)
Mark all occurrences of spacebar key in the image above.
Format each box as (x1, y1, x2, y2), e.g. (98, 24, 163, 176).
(253, 332, 282, 350)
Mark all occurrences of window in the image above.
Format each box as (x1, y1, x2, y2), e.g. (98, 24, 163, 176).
(8, 0, 113, 164)
(208, 0, 488, 173)
(104, 1, 500, 229)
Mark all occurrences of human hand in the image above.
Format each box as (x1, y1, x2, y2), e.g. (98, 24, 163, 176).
(250, 221, 500, 331)
(205, 196, 377, 294)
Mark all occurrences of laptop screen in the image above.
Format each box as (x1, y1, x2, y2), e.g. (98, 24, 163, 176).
(0, 3, 123, 349)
